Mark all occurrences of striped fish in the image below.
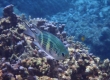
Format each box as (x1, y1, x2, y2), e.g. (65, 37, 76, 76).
(24, 22, 69, 60)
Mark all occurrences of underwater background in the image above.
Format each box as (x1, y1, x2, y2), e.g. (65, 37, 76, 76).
(0, 0, 109, 60)
(0, 0, 110, 80)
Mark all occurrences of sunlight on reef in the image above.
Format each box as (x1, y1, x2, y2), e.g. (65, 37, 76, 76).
(0, 5, 109, 80)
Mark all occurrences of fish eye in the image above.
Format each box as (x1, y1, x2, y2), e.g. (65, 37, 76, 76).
(62, 53, 65, 57)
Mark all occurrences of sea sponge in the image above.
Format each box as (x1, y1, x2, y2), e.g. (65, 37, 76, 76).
(94, 57, 100, 64)
(38, 76, 58, 80)
(70, 65, 77, 73)
(103, 58, 109, 66)
(36, 58, 42, 66)
(68, 47, 75, 55)
(85, 66, 93, 73)
(77, 59, 84, 66)
(0, 70, 2, 78)
(15, 75, 23, 80)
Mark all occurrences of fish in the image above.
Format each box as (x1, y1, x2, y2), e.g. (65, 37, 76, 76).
(80, 35, 86, 42)
(23, 22, 69, 60)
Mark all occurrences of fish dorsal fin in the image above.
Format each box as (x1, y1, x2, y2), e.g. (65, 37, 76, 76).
(23, 22, 42, 38)
(32, 24, 42, 34)
(23, 22, 36, 38)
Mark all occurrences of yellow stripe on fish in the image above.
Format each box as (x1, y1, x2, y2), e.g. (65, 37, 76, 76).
(40, 33, 44, 46)
(46, 38, 50, 52)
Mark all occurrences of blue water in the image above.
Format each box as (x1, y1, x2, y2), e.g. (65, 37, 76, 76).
(0, 0, 110, 59)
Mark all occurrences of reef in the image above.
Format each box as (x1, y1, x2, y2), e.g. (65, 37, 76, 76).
(0, 5, 110, 80)
(49, 0, 110, 60)
(0, 0, 110, 60)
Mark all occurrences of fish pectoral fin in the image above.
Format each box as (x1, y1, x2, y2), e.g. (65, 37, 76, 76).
(33, 25, 42, 34)
(33, 41, 54, 60)
(33, 41, 42, 49)
(33, 41, 52, 58)
(24, 30, 35, 38)
(45, 55, 54, 59)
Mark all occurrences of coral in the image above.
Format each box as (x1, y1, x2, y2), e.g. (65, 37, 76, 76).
(0, 5, 109, 80)
(48, 0, 110, 60)
(0, 5, 26, 59)
(38, 76, 58, 80)
(2, 4, 18, 27)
